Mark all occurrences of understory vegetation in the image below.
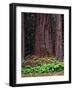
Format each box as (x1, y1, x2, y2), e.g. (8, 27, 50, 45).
(21, 55, 64, 76)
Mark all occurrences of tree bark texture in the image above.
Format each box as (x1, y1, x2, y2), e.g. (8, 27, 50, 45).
(55, 15, 63, 59)
(21, 13, 64, 59)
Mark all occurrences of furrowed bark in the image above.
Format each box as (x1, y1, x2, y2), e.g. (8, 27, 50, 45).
(55, 14, 63, 59)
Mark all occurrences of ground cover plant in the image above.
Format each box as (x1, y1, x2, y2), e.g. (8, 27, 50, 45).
(21, 55, 64, 77)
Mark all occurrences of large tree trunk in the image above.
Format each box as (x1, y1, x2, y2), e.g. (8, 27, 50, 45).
(45, 15, 53, 56)
(33, 14, 47, 57)
(39, 14, 47, 57)
(33, 14, 53, 57)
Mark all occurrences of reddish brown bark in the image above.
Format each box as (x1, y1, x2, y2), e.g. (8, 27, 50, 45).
(55, 15, 63, 59)
(33, 14, 41, 56)
(23, 13, 64, 59)
(39, 14, 47, 57)
(33, 14, 48, 57)
(21, 13, 25, 61)
(45, 15, 53, 56)
(33, 14, 54, 57)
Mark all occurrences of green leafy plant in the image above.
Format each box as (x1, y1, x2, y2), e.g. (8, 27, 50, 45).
(22, 62, 64, 74)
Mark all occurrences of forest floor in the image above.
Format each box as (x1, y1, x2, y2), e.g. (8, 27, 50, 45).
(22, 71, 64, 77)
(21, 55, 64, 77)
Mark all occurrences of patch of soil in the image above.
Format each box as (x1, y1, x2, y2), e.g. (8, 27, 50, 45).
(22, 55, 63, 67)
(22, 71, 64, 77)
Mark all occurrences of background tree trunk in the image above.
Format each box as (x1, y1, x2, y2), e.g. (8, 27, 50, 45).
(55, 14, 63, 59)
(21, 13, 25, 62)
(33, 14, 41, 56)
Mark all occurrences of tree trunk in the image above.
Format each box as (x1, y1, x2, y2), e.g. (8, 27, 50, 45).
(21, 13, 25, 62)
(39, 14, 47, 57)
(33, 14, 54, 57)
(55, 14, 63, 59)
(45, 15, 53, 56)
(33, 14, 41, 56)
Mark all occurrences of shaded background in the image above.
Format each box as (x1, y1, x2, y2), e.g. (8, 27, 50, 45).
(21, 13, 64, 61)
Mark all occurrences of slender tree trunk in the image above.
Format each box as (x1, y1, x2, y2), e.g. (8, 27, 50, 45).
(21, 13, 25, 62)
(39, 14, 47, 57)
(33, 14, 41, 56)
(55, 14, 63, 59)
